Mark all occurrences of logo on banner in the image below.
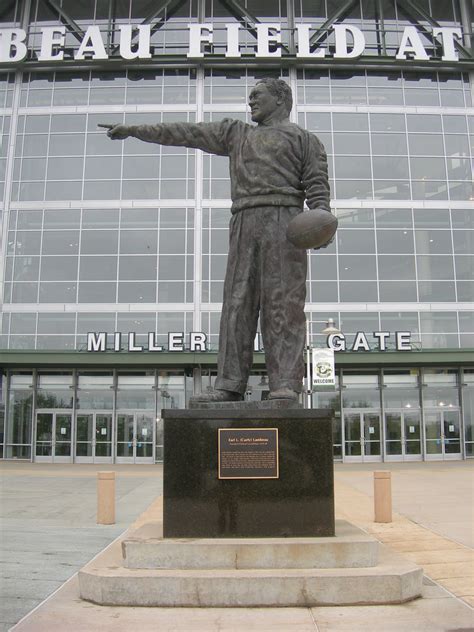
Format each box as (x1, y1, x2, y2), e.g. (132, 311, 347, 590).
(312, 348, 335, 388)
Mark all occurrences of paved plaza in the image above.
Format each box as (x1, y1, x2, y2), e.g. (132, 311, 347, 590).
(0, 460, 473, 631)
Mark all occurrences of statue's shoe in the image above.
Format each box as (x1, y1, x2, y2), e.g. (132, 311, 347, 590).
(190, 389, 244, 403)
(268, 388, 298, 400)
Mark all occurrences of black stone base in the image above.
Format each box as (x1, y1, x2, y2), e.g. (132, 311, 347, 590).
(163, 408, 335, 538)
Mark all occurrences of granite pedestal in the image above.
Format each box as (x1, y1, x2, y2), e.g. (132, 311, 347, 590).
(162, 408, 335, 538)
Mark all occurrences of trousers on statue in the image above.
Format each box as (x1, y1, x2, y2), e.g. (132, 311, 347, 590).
(214, 206, 307, 395)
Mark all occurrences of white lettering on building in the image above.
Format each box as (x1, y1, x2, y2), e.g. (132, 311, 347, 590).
(190, 332, 207, 352)
(187, 23, 213, 58)
(0, 24, 463, 63)
(119, 24, 152, 60)
(256, 23, 281, 58)
(85, 330, 412, 353)
(168, 332, 184, 352)
(395, 25, 429, 60)
(87, 332, 107, 352)
(38, 26, 66, 61)
(333, 24, 365, 59)
(75, 25, 108, 60)
(433, 27, 462, 61)
(0, 28, 27, 62)
(327, 331, 412, 352)
(86, 331, 208, 352)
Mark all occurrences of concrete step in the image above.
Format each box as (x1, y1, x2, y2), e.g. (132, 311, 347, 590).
(79, 546, 422, 607)
(122, 520, 379, 569)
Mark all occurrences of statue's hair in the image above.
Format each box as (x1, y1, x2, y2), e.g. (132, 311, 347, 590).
(256, 78, 293, 114)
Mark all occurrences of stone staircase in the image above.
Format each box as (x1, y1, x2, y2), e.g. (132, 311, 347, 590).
(79, 519, 423, 607)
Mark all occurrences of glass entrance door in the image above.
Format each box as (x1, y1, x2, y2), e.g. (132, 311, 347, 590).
(75, 412, 113, 463)
(425, 410, 461, 460)
(116, 413, 154, 463)
(344, 411, 382, 462)
(35, 412, 72, 463)
(385, 411, 422, 461)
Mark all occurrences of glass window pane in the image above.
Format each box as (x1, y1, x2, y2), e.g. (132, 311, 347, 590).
(455, 255, 474, 280)
(118, 282, 156, 303)
(417, 256, 455, 280)
(39, 282, 77, 302)
(43, 209, 81, 229)
(443, 116, 467, 133)
(407, 115, 442, 133)
(14, 231, 41, 255)
(78, 283, 116, 302)
(372, 156, 409, 180)
(334, 157, 371, 179)
(84, 156, 121, 180)
(340, 281, 378, 302)
(48, 134, 85, 155)
(337, 230, 375, 254)
(13, 257, 40, 281)
(50, 114, 86, 133)
(415, 230, 452, 254)
(159, 230, 186, 254)
(120, 230, 158, 254)
(377, 230, 414, 254)
(339, 255, 377, 280)
(81, 230, 118, 254)
(42, 231, 79, 255)
(371, 133, 407, 155)
(158, 256, 186, 280)
(80, 256, 117, 280)
(408, 134, 444, 155)
(418, 281, 456, 301)
(444, 135, 469, 157)
(119, 256, 157, 280)
(410, 157, 446, 180)
(37, 314, 75, 334)
(370, 113, 405, 132)
(378, 255, 416, 279)
(453, 231, 474, 255)
(333, 133, 370, 154)
(82, 209, 119, 228)
(379, 281, 417, 301)
(375, 208, 412, 228)
(413, 209, 450, 228)
(40, 256, 78, 281)
(332, 113, 368, 131)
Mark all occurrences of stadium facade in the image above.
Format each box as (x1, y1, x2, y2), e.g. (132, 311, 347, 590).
(0, 0, 472, 464)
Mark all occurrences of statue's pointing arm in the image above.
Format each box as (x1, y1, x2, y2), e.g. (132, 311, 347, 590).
(105, 120, 236, 156)
(302, 133, 331, 212)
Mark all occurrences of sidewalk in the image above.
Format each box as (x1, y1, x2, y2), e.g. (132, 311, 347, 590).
(1, 461, 473, 631)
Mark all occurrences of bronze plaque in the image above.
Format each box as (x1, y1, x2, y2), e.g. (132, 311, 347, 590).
(218, 428, 279, 480)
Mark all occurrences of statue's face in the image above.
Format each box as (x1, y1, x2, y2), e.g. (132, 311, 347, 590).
(248, 83, 280, 123)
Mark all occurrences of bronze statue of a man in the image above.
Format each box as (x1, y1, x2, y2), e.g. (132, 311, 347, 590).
(101, 78, 331, 403)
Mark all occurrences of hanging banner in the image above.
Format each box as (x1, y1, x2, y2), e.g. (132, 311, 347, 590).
(312, 348, 336, 388)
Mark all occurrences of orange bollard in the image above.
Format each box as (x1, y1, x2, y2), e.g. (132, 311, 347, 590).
(97, 471, 116, 524)
(374, 471, 392, 523)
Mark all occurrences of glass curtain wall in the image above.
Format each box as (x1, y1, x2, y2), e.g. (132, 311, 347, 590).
(1, 365, 473, 460)
(0, 0, 472, 465)
(2, 369, 189, 462)
(0, 0, 472, 351)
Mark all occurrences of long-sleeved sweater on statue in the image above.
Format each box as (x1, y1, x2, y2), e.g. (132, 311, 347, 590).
(128, 119, 330, 214)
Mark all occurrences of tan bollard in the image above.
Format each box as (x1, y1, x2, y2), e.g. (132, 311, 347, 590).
(97, 471, 116, 525)
(374, 471, 392, 523)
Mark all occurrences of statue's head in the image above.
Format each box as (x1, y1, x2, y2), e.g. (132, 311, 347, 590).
(249, 78, 293, 123)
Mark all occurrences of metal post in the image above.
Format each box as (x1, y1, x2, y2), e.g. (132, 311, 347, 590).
(374, 471, 392, 523)
(97, 471, 116, 524)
